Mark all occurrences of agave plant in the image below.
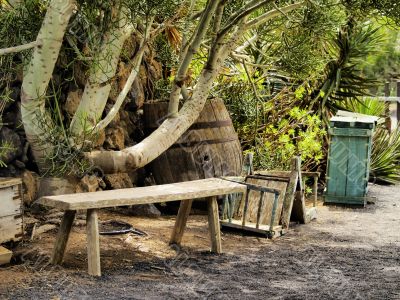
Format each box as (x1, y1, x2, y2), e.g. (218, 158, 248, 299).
(370, 126, 400, 184)
(311, 19, 383, 122)
(344, 96, 387, 117)
(343, 97, 400, 183)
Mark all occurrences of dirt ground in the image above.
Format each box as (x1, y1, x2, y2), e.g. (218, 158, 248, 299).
(0, 184, 399, 300)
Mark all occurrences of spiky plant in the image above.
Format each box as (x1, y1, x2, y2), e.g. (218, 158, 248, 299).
(343, 97, 400, 184)
(370, 127, 400, 184)
(311, 19, 383, 122)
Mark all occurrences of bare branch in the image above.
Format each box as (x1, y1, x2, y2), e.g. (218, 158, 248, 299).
(246, 1, 306, 29)
(0, 40, 41, 56)
(167, 0, 221, 117)
(218, 0, 274, 38)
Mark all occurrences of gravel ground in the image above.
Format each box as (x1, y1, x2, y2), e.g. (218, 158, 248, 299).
(1, 184, 399, 300)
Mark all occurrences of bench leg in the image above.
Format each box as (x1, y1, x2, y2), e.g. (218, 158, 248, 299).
(86, 209, 101, 276)
(51, 210, 76, 265)
(207, 196, 222, 254)
(170, 200, 193, 246)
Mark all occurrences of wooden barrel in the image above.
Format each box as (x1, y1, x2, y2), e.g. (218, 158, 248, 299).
(144, 98, 242, 185)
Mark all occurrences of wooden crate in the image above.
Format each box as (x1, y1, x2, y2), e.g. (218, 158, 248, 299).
(0, 178, 23, 243)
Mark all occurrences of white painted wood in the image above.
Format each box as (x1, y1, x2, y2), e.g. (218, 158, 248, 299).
(0, 187, 21, 217)
(39, 178, 246, 210)
(0, 178, 22, 188)
(0, 215, 23, 243)
(0, 180, 23, 243)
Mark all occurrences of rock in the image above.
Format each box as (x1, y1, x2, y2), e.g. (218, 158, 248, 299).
(76, 175, 100, 193)
(104, 173, 133, 189)
(37, 177, 75, 198)
(130, 78, 145, 109)
(104, 103, 121, 128)
(128, 168, 147, 186)
(14, 160, 25, 169)
(129, 204, 161, 218)
(118, 62, 131, 90)
(64, 89, 82, 116)
(0, 126, 23, 164)
(104, 126, 125, 150)
(139, 65, 148, 88)
(73, 62, 87, 87)
(94, 130, 106, 148)
(109, 81, 119, 103)
(148, 59, 162, 81)
(33, 224, 57, 236)
(22, 170, 39, 206)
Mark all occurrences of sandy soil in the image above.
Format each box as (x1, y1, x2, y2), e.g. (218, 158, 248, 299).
(0, 184, 399, 300)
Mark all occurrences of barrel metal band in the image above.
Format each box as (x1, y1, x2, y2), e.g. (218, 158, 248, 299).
(170, 137, 238, 148)
(148, 120, 233, 130)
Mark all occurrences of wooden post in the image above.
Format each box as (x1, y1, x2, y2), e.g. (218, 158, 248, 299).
(313, 175, 318, 207)
(170, 200, 193, 245)
(385, 82, 392, 132)
(397, 81, 400, 125)
(51, 210, 76, 265)
(242, 152, 254, 175)
(207, 196, 222, 254)
(86, 209, 101, 276)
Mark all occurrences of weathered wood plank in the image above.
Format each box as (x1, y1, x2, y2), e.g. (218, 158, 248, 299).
(220, 219, 284, 238)
(39, 178, 246, 210)
(207, 196, 222, 253)
(0, 178, 22, 189)
(255, 171, 291, 178)
(0, 187, 22, 217)
(0, 246, 12, 265)
(170, 200, 193, 245)
(0, 215, 23, 243)
(51, 210, 76, 265)
(86, 209, 101, 276)
(280, 170, 299, 229)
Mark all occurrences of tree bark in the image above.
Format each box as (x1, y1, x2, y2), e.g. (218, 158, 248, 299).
(70, 9, 133, 135)
(21, 0, 76, 172)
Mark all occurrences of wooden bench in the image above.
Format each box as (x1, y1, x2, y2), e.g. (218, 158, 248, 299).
(38, 178, 246, 276)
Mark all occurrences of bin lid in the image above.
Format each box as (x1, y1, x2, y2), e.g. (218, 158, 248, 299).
(330, 111, 379, 129)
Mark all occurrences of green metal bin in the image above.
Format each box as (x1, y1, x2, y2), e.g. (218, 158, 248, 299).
(324, 111, 378, 206)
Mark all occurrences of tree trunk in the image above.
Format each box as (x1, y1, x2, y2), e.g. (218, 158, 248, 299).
(70, 11, 132, 135)
(21, 0, 76, 172)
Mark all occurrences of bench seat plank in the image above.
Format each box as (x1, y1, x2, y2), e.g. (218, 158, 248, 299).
(38, 178, 246, 210)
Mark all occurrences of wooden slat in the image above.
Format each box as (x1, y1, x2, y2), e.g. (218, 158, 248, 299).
(237, 177, 286, 227)
(39, 178, 246, 210)
(327, 135, 349, 196)
(0, 215, 23, 243)
(0, 178, 22, 189)
(255, 170, 291, 178)
(0, 246, 12, 265)
(0, 187, 22, 217)
(220, 219, 284, 237)
(346, 136, 368, 197)
(280, 170, 299, 229)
